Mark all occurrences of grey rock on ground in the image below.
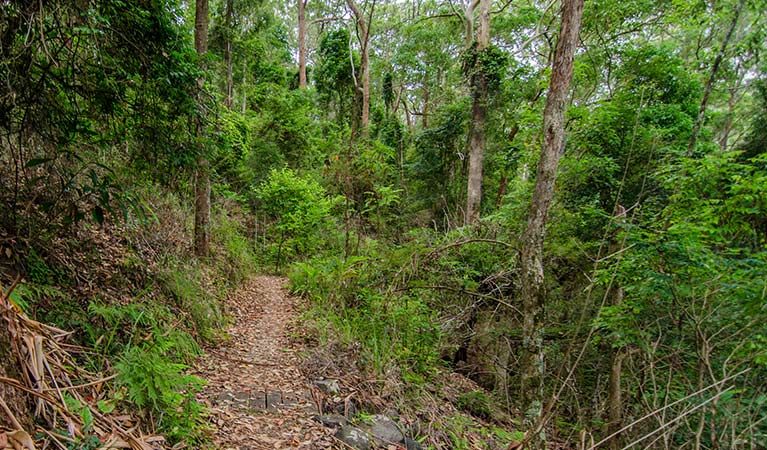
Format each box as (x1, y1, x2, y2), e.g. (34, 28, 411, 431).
(364, 414, 405, 446)
(404, 437, 423, 450)
(335, 425, 372, 450)
(314, 378, 341, 395)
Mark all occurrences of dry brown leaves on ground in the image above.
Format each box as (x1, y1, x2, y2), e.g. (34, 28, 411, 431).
(194, 276, 336, 449)
(0, 277, 164, 450)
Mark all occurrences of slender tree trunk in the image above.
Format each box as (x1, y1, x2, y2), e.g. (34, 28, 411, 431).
(464, 0, 490, 225)
(194, 0, 210, 257)
(242, 57, 248, 113)
(298, 0, 308, 89)
(607, 284, 625, 450)
(224, 0, 234, 109)
(361, 44, 370, 134)
(495, 124, 520, 208)
(495, 174, 508, 208)
(518, 0, 584, 448)
(605, 206, 627, 450)
(422, 78, 429, 128)
(346, 0, 372, 137)
(687, 0, 744, 156)
(465, 74, 488, 224)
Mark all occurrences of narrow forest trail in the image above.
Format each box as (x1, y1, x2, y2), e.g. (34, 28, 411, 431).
(194, 276, 335, 449)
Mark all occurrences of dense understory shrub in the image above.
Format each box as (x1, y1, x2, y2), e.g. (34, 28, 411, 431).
(255, 168, 334, 268)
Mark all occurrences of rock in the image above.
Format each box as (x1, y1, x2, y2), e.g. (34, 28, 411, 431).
(313, 414, 347, 428)
(335, 425, 372, 450)
(314, 378, 341, 395)
(404, 437, 423, 450)
(364, 415, 405, 446)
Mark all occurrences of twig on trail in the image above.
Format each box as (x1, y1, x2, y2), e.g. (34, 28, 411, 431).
(343, 390, 357, 417)
(0, 376, 59, 401)
(44, 373, 118, 392)
(38, 428, 72, 449)
(0, 395, 23, 430)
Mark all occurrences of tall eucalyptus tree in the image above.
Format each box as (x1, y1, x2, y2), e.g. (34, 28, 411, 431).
(518, 0, 584, 447)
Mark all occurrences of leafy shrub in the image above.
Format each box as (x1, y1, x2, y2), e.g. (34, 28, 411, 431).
(161, 259, 225, 342)
(115, 346, 206, 443)
(290, 247, 442, 380)
(456, 391, 493, 420)
(211, 208, 256, 283)
(255, 168, 333, 268)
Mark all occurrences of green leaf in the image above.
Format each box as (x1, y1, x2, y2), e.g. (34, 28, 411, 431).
(96, 399, 115, 414)
(92, 206, 105, 225)
(25, 158, 52, 168)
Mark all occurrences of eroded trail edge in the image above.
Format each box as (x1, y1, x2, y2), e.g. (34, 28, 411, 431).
(194, 275, 332, 449)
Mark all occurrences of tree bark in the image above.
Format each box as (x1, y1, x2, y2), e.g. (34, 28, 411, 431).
(607, 285, 625, 450)
(194, 0, 208, 55)
(687, 0, 744, 156)
(194, 0, 211, 258)
(242, 57, 248, 114)
(464, 0, 490, 225)
(298, 0, 308, 89)
(518, 0, 584, 447)
(224, 0, 234, 109)
(422, 78, 430, 128)
(346, 0, 372, 137)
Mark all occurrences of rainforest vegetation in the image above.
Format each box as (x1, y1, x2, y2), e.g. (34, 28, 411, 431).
(0, 0, 765, 448)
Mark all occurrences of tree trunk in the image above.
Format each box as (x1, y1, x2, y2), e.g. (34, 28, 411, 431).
(464, 0, 490, 225)
(361, 44, 370, 135)
(298, 0, 308, 89)
(194, 0, 208, 55)
(224, 0, 234, 109)
(422, 78, 429, 128)
(194, 0, 210, 258)
(465, 74, 488, 224)
(687, 0, 744, 156)
(242, 57, 248, 114)
(607, 285, 625, 450)
(346, 0, 372, 137)
(518, 0, 584, 448)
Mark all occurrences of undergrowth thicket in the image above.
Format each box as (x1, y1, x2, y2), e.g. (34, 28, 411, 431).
(8, 191, 256, 445)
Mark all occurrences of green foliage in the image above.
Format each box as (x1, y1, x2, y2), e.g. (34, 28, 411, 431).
(115, 346, 206, 443)
(255, 168, 333, 267)
(290, 250, 442, 378)
(0, 0, 200, 237)
(211, 208, 257, 283)
(161, 259, 225, 342)
(591, 150, 767, 445)
(741, 76, 767, 159)
(463, 44, 509, 93)
(410, 101, 469, 223)
(315, 28, 358, 122)
(456, 391, 493, 420)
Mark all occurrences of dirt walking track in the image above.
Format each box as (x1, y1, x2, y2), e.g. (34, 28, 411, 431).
(194, 276, 335, 449)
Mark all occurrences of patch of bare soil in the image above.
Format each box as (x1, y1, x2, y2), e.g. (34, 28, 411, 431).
(194, 276, 335, 449)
